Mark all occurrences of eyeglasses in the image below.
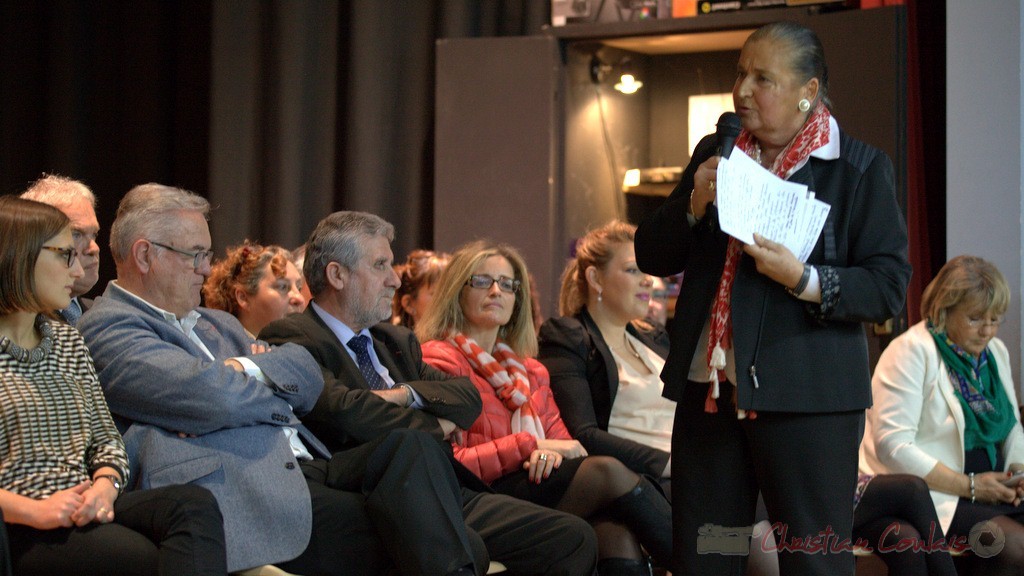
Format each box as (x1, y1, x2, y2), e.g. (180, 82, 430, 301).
(967, 316, 1003, 328)
(149, 241, 214, 271)
(465, 274, 520, 293)
(41, 246, 78, 268)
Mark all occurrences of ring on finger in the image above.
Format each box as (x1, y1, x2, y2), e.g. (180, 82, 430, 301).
(708, 180, 716, 192)
(539, 453, 548, 461)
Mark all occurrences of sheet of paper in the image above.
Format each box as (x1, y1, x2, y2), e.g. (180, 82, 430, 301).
(715, 148, 830, 262)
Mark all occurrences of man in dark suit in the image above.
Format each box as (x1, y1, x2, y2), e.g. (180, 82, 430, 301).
(81, 184, 509, 576)
(261, 210, 598, 576)
(21, 174, 102, 325)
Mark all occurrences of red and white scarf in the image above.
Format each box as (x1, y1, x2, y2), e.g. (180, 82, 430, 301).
(704, 102, 832, 417)
(450, 333, 545, 439)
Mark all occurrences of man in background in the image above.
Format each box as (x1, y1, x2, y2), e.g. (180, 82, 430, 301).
(22, 174, 101, 325)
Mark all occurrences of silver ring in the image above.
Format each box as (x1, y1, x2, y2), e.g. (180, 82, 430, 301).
(708, 180, 716, 192)
(539, 453, 548, 461)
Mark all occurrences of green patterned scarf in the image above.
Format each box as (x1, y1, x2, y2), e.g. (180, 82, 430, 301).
(929, 323, 1015, 469)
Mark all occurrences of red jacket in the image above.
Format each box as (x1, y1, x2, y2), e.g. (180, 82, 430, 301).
(422, 340, 572, 484)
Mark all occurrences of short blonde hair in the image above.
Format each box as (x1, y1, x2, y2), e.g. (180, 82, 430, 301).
(920, 255, 1010, 332)
(416, 240, 536, 357)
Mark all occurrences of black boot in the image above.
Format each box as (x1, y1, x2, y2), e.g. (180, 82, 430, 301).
(597, 557, 653, 576)
(611, 476, 673, 567)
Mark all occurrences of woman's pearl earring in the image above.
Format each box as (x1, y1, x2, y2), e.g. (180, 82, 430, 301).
(798, 98, 811, 112)
(597, 290, 603, 303)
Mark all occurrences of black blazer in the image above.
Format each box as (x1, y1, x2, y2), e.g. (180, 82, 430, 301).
(260, 307, 482, 454)
(635, 129, 912, 413)
(538, 309, 671, 478)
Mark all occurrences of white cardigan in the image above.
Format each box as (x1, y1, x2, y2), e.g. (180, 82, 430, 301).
(859, 321, 1024, 533)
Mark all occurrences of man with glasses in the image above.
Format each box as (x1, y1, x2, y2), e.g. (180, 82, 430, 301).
(22, 174, 102, 325)
(79, 185, 507, 575)
(261, 210, 598, 576)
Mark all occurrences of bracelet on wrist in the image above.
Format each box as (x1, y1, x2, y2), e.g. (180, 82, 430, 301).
(786, 264, 811, 297)
(93, 474, 123, 495)
(969, 472, 976, 503)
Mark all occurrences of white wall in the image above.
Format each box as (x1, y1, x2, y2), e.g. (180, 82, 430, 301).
(947, 2, 1024, 391)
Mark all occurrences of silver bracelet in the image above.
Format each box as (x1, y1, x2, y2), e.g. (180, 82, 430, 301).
(969, 472, 976, 503)
(399, 384, 414, 407)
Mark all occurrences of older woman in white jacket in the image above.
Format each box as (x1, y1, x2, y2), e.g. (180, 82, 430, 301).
(860, 255, 1024, 575)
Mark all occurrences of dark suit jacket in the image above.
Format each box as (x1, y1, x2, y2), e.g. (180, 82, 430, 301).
(635, 129, 912, 413)
(260, 307, 482, 454)
(538, 309, 671, 477)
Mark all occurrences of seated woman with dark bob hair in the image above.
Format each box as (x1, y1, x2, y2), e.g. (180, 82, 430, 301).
(0, 196, 227, 576)
(860, 255, 1024, 576)
(417, 240, 672, 576)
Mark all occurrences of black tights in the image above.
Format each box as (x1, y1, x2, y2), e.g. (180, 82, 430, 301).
(556, 456, 644, 560)
(947, 499, 1024, 576)
(853, 474, 956, 576)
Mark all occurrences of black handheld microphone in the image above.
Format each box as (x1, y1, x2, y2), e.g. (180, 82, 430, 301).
(716, 112, 742, 159)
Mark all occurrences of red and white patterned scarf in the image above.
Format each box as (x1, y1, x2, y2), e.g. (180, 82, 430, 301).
(704, 102, 832, 417)
(450, 332, 546, 439)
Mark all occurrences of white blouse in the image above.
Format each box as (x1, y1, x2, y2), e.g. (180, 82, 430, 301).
(607, 332, 673, 454)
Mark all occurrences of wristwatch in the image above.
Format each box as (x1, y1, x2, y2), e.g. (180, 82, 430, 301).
(93, 474, 123, 494)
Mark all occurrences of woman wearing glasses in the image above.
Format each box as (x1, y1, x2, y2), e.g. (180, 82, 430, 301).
(860, 255, 1024, 575)
(0, 196, 227, 576)
(417, 241, 672, 576)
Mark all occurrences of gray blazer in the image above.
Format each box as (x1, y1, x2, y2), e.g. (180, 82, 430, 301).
(79, 283, 328, 572)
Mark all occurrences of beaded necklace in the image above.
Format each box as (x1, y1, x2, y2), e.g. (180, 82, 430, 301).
(0, 316, 53, 364)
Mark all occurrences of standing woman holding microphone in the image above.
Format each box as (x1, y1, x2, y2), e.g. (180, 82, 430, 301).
(635, 22, 912, 575)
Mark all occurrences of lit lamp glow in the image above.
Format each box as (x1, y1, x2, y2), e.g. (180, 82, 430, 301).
(623, 168, 641, 189)
(614, 74, 643, 94)
(688, 93, 733, 154)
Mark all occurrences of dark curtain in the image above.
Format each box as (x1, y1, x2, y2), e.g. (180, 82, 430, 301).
(0, 0, 545, 292)
(207, 0, 550, 261)
(0, 0, 211, 293)
(904, 0, 946, 325)
(0, 0, 944, 305)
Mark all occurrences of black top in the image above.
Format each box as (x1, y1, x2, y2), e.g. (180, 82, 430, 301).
(634, 129, 912, 413)
(538, 308, 671, 477)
